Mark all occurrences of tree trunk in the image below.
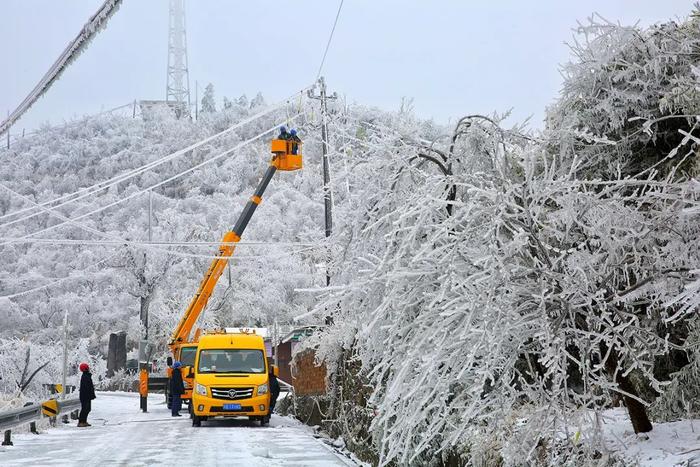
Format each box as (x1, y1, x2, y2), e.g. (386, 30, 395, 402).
(107, 333, 117, 377)
(116, 331, 127, 372)
(602, 343, 653, 433)
(140, 296, 149, 340)
(107, 331, 127, 377)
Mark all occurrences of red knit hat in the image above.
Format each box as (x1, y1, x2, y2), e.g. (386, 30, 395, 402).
(79, 362, 89, 372)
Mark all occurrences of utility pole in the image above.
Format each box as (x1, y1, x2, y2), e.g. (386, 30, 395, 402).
(308, 77, 337, 288)
(61, 309, 69, 400)
(194, 80, 199, 121)
(139, 191, 154, 412)
(148, 190, 153, 243)
(138, 263, 149, 413)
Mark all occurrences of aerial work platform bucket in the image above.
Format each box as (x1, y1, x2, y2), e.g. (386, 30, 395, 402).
(270, 139, 303, 171)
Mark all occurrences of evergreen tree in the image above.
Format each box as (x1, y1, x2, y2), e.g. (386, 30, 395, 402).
(201, 83, 216, 113)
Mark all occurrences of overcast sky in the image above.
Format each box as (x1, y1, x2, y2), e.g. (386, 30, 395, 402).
(0, 0, 693, 132)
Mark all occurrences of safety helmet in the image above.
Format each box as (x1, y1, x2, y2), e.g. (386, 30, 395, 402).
(280, 126, 287, 133)
(173, 361, 182, 369)
(290, 129, 297, 136)
(79, 362, 89, 372)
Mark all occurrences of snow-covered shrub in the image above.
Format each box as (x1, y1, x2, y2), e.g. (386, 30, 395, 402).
(546, 13, 700, 179)
(650, 316, 700, 422)
(101, 368, 136, 392)
(307, 19, 700, 459)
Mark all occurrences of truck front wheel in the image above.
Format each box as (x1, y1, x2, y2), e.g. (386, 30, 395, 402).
(192, 414, 202, 427)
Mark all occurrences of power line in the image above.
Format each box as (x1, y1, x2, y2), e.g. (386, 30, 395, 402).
(0, 182, 244, 262)
(0, 86, 312, 227)
(0, 138, 326, 264)
(0, 0, 125, 137)
(0, 115, 302, 247)
(0, 238, 317, 248)
(0, 252, 121, 300)
(315, 0, 345, 80)
(5, 102, 134, 148)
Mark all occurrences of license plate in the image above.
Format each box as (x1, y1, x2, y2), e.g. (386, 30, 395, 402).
(223, 404, 241, 411)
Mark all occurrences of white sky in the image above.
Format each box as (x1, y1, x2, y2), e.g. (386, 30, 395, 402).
(0, 0, 693, 132)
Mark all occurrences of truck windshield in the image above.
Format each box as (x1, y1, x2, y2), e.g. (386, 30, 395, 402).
(180, 347, 197, 367)
(197, 349, 266, 374)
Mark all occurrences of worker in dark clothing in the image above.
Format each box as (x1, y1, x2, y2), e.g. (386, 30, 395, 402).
(278, 126, 291, 140)
(78, 362, 96, 427)
(289, 129, 301, 155)
(268, 366, 281, 414)
(170, 361, 185, 417)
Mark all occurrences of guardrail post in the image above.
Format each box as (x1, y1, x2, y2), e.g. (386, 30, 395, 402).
(30, 421, 38, 434)
(71, 409, 79, 420)
(2, 430, 12, 446)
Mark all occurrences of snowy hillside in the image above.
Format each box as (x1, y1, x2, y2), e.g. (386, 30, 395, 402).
(0, 95, 329, 390)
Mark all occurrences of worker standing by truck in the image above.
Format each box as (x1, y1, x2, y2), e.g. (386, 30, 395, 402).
(78, 362, 96, 427)
(269, 366, 280, 414)
(170, 361, 185, 417)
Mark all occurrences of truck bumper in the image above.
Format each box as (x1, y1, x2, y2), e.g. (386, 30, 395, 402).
(192, 392, 270, 417)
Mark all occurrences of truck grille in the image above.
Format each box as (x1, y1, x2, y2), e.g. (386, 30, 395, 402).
(210, 387, 254, 400)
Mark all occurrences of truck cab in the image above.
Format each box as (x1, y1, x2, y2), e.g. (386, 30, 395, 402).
(191, 331, 273, 427)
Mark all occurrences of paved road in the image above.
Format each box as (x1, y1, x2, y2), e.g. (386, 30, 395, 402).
(0, 392, 355, 467)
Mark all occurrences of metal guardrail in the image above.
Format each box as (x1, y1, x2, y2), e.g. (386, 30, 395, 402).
(57, 399, 82, 413)
(278, 378, 294, 393)
(0, 398, 81, 446)
(147, 376, 169, 392)
(0, 404, 41, 431)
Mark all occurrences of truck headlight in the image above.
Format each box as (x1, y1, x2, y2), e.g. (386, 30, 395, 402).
(195, 383, 207, 396)
(257, 383, 268, 395)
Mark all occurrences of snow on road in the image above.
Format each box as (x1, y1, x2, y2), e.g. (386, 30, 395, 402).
(0, 392, 357, 467)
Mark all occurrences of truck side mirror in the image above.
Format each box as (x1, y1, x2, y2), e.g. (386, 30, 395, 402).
(166, 356, 173, 367)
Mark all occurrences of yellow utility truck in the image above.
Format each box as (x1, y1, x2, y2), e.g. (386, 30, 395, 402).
(191, 330, 276, 426)
(166, 134, 302, 410)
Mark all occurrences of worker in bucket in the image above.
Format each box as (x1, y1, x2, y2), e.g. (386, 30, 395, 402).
(78, 362, 96, 427)
(170, 361, 185, 417)
(289, 129, 301, 155)
(278, 126, 291, 140)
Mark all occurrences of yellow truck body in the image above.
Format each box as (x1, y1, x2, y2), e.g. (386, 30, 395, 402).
(191, 332, 272, 426)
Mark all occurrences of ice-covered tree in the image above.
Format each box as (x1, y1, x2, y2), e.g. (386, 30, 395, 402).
(201, 83, 216, 113)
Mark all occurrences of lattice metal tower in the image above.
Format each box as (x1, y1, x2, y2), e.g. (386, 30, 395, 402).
(166, 0, 191, 116)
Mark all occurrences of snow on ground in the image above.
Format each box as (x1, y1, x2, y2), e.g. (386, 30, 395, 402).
(595, 408, 700, 466)
(0, 392, 358, 466)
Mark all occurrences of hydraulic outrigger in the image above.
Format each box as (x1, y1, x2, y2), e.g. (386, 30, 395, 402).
(165, 135, 303, 406)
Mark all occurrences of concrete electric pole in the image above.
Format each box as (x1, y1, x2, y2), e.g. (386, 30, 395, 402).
(308, 77, 337, 288)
